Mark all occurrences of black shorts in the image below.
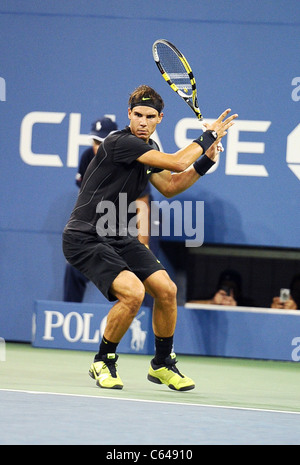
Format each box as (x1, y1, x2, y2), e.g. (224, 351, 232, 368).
(62, 232, 165, 302)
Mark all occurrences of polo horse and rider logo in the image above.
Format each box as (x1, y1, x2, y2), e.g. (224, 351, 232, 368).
(100, 311, 147, 352)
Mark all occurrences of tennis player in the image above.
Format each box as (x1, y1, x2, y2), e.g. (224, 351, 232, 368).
(63, 85, 237, 391)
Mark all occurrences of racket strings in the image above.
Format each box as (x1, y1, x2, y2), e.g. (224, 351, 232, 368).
(156, 44, 192, 96)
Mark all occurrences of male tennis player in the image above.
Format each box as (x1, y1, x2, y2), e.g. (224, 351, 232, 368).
(63, 85, 237, 391)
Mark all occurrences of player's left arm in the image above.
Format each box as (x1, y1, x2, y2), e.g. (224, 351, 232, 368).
(150, 141, 220, 198)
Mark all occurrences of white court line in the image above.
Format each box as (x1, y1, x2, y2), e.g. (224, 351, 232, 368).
(1, 388, 300, 416)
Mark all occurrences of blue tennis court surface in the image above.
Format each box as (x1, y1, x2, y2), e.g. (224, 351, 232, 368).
(1, 389, 300, 445)
(1, 343, 300, 445)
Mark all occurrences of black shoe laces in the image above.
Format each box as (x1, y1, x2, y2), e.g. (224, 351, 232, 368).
(103, 358, 117, 378)
(105, 361, 117, 378)
(165, 356, 184, 378)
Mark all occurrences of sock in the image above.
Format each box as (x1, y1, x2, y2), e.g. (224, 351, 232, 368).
(94, 336, 119, 362)
(153, 335, 174, 365)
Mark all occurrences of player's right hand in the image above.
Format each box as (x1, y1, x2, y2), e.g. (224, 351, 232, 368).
(206, 109, 238, 141)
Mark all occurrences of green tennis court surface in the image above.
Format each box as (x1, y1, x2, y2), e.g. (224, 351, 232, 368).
(1, 343, 300, 445)
(1, 343, 299, 411)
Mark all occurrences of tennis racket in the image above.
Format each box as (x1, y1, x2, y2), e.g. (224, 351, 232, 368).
(152, 39, 203, 121)
(152, 39, 224, 152)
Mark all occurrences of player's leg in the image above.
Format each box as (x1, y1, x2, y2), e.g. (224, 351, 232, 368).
(63, 234, 146, 389)
(89, 270, 145, 389)
(143, 270, 195, 391)
(101, 269, 145, 345)
(146, 270, 177, 337)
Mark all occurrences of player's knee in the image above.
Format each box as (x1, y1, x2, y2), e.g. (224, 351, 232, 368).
(132, 284, 145, 309)
(122, 282, 145, 316)
(168, 280, 178, 301)
(159, 279, 177, 302)
(111, 270, 145, 315)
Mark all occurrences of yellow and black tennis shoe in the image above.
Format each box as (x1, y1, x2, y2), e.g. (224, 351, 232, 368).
(89, 353, 124, 390)
(147, 352, 195, 391)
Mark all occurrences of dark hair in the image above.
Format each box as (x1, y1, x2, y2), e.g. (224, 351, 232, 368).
(291, 273, 300, 309)
(128, 85, 164, 114)
(218, 269, 242, 291)
(217, 269, 242, 300)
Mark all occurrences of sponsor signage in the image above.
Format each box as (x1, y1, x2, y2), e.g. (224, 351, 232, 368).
(33, 301, 154, 355)
(33, 301, 300, 362)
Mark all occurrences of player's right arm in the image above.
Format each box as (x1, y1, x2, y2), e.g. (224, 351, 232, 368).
(149, 141, 220, 198)
(137, 109, 237, 173)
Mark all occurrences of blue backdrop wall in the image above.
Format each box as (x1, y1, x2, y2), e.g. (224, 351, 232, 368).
(1, 1, 300, 341)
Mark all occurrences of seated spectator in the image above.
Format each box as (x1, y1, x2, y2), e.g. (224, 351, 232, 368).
(270, 273, 300, 310)
(189, 269, 254, 307)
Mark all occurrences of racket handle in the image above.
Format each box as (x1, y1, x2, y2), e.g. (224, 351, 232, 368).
(217, 141, 224, 152)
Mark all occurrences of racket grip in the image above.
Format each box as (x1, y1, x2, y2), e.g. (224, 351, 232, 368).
(217, 141, 224, 152)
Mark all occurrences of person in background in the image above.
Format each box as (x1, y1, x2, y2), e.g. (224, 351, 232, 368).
(63, 116, 118, 302)
(190, 269, 254, 307)
(270, 273, 300, 310)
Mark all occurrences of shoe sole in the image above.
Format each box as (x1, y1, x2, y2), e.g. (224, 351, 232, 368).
(147, 374, 195, 391)
(89, 370, 123, 389)
(96, 380, 123, 390)
(89, 370, 96, 380)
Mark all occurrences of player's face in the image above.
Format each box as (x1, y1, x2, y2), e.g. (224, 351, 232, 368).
(128, 106, 163, 142)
